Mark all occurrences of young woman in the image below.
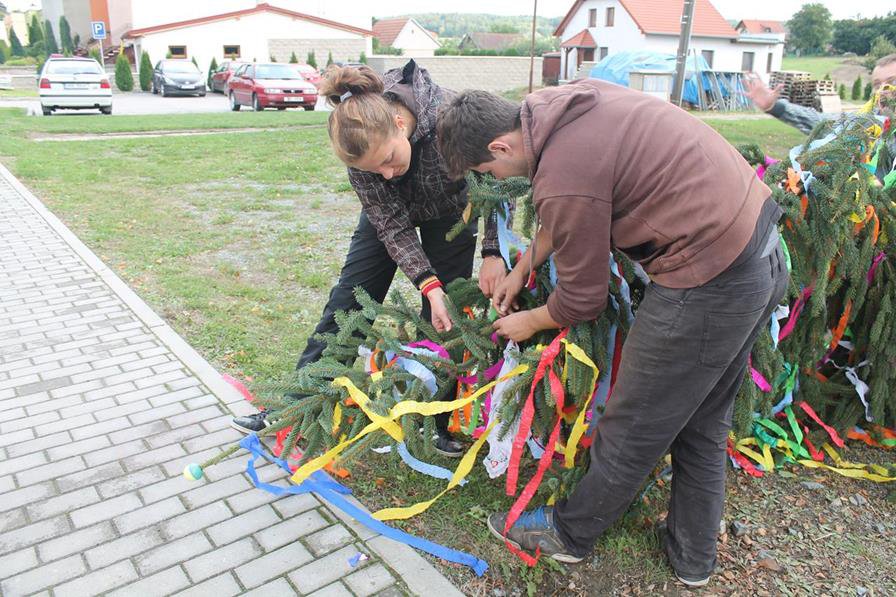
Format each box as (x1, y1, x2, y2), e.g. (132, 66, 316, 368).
(231, 60, 507, 456)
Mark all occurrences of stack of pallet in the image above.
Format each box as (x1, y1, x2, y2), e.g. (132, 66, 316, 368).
(791, 79, 838, 110)
(770, 71, 810, 102)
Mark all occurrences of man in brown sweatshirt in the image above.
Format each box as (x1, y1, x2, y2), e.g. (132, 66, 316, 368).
(437, 80, 789, 586)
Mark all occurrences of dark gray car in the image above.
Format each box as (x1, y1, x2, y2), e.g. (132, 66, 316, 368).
(152, 59, 206, 97)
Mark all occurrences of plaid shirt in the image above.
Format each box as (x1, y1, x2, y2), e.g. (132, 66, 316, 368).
(347, 61, 499, 286)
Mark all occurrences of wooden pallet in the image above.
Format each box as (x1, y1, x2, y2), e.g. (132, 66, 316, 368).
(770, 70, 811, 102)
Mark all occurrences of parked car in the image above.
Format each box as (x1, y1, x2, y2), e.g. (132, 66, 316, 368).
(38, 55, 112, 116)
(152, 59, 206, 97)
(293, 63, 321, 88)
(227, 63, 318, 111)
(210, 60, 248, 93)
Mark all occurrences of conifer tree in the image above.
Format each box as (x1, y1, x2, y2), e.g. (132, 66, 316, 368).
(59, 16, 74, 54)
(115, 49, 134, 91)
(43, 21, 59, 54)
(139, 51, 153, 92)
(9, 28, 24, 57)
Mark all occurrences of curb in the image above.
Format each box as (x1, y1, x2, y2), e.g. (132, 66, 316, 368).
(0, 162, 465, 597)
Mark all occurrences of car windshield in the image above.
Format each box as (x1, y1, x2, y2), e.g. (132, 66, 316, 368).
(254, 65, 304, 80)
(164, 61, 200, 74)
(46, 61, 103, 75)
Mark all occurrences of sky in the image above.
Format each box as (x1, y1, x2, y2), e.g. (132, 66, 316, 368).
(371, 0, 893, 21)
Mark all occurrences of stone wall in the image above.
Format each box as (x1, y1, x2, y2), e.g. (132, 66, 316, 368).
(267, 39, 367, 64)
(366, 55, 544, 93)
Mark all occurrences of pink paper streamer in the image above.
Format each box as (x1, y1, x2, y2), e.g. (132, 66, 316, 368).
(406, 340, 449, 360)
(867, 252, 886, 284)
(778, 286, 813, 342)
(749, 357, 772, 392)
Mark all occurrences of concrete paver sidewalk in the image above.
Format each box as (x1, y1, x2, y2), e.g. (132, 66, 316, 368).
(0, 165, 463, 597)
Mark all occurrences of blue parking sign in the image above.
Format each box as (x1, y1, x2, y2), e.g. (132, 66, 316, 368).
(91, 21, 106, 40)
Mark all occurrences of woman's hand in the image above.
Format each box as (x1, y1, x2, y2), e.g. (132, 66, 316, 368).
(744, 74, 783, 112)
(492, 311, 538, 342)
(492, 267, 526, 316)
(478, 256, 508, 298)
(427, 287, 453, 333)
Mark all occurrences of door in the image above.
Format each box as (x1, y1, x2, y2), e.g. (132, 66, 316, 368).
(741, 51, 755, 72)
(231, 65, 250, 102)
(583, 48, 595, 62)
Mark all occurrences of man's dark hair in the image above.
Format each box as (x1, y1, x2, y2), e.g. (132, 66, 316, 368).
(437, 90, 521, 179)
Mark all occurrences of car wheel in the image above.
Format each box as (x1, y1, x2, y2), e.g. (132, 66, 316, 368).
(100, 106, 112, 115)
(277, 107, 286, 111)
(252, 93, 263, 112)
(303, 105, 315, 111)
(162, 86, 169, 97)
(152, 81, 158, 94)
(198, 92, 206, 97)
(42, 106, 52, 116)
(229, 92, 240, 111)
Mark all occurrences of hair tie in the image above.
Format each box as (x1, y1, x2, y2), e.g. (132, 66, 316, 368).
(340, 91, 353, 102)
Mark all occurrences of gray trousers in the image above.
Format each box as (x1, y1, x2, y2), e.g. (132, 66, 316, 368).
(554, 232, 789, 578)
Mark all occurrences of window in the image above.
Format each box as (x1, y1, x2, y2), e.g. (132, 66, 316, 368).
(741, 51, 755, 71)
(599, 46, 609, 61)
(766, 52, 773, 73)
(589, 8, 597, 27)
(583, 48, 595, 61)
(168, 45, 187, 58)
(223, 45, 240, 58)
(606, 7, 615, 27)
(701, 50, 714, 68)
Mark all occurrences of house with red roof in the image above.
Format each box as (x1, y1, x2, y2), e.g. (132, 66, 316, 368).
(554, 0, 785, 81)
(373, 17, 440, 56)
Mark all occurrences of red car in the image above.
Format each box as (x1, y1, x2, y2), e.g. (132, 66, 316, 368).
(228, 63, 319, 111)
(293, 63, 321, 88)
(210, 60, 248, 94)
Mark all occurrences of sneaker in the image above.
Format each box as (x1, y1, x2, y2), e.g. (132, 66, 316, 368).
(433, 429, 464, 458)
(231, 410, 271, 434)
(675, 573, 710, 588)
(486, 507, 584, 563)
(655, 517, 715, 588)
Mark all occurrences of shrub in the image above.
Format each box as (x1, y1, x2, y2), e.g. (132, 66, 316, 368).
(139, 50, 153, 91)
(115, 50, 134, 91)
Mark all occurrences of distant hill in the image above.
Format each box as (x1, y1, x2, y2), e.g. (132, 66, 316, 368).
(381, 13, 562, 39)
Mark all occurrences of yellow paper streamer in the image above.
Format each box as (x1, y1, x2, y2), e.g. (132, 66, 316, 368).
(332, 403, 342, 435)
(561, 339, 600, 468)
(373, 420, 498, 520)
(334, 377, 403, 442)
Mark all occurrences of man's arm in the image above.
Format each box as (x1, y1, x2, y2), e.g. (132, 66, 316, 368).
(744, 75, 833, 135)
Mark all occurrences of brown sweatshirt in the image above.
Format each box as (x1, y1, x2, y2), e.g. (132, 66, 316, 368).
(521, 79, 771, 326)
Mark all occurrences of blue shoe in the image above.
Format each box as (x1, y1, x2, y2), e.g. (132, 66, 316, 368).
(486, 507, 584, 563)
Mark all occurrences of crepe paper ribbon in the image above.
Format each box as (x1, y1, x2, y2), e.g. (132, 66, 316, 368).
(849, 426, 896, 448)
(239, 434, 489, 576)
(497, 208, 526, 272)
(348, 553, 369, 567)
(503, 367, 567, 566)
(560, 339, 600, 469)
(799, 424, 826, 462)
(852, 205, 880, 244)
(506, 329, 567, 497)
(831, 360, 873, 422)
(867, 252, 887, 284)
(727, 437, 764, 477)
(755, 156, 780, 181)
(828, 299, 853, 352)
(770, 363, 798, 415)
(757, 416, 810, 459)
(374, 443, 470, 486)
(291, 365, 527, 486)
(798, 401, 845, 447)
(769, 305, 790, 350)
(735, 437, 775, 472)
(373, 420, 496, 521)
(797, 443, 896, 483)
(778, 286, 813, 342)
(457, 359, 504, 385)
(406, 340, 449, 360)
(223, 374, 255, 402)
(748, 356, 772, 392)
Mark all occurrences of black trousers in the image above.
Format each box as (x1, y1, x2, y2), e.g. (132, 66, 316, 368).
(553, 233, 789, 578)
(295, 211, 477, 429)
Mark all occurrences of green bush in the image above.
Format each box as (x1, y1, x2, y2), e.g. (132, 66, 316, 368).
(359, 51, 367, 64)
(851, 75, 862, 100)
(289, 51, 298, 63)
(59, 16, 74, 53)
(44, 20, 59, 54)
(207, 56, 217, 88)
(837, 83, 846, 99)
(115, 50, 134, 91)
(5, 56, 36, 66)
(89, 47, 102, 65)
(0, 40, 8, 64)
(35, 54, 47, 73)
(326, 51, 334, 67)
(863, 81, 873, 101)
(139, 50, 153, 91)
(9, 27, 25, 56)
(307, 50, 317, 68)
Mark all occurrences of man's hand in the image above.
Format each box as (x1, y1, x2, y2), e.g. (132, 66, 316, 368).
(744, 74, 783, 112)
(479, 256, 508, 298)
(492, 311, 539, 342)
(492, 267, 526, 316)
(427, 287, 453, 333)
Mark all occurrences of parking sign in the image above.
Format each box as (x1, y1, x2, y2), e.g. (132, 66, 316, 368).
(91, 21, 106, 40)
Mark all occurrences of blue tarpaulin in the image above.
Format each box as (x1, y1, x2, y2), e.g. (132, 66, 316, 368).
(588, 50, 741, 107)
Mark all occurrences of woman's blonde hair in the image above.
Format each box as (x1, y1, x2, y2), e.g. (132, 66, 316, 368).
(320, 65, 397, 164)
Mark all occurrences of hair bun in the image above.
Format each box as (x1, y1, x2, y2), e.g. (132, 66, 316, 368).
(320, 65, 384, 107)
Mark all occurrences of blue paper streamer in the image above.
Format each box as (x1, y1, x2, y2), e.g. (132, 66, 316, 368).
(238, 434, 489, 576)
(397, 442, 467, 486)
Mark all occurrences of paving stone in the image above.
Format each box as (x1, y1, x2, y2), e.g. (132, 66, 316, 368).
(184, 537, 262, 582)
(0, 554, 86, 596)
(38, 522, 117, 562)
(134, 533, 213, 576)
(54, 560, 138, 597)
(15, 455, 84, 487)
(96, 466, 167, 499)
(255, 509, 329, 552)
(305, 524, 355, 557)
(160, 501, 232, 541)
(207, 505, 281, 547)
(56, 461, 125, 492)
(113, 495, 186, 534)
(244, 577, 300, 597)
(180, 474, 251, 508)
(143, 423, 203, 449)
(344, 563, 397, 597)
(0, 547, 38, 579)
(307, 582, 354, 597)
(108, 420, 170, 445)
(85, 527, 166, 570)
(70, 493, 142, 528)
(0, 508, 27, 533)
(235, 541, 315, 589)
(26, 486, 101, 521)
(46, 434, 110, 461)
(0, 482, 55, 514)
(288, 545, 367, 594)
(171, 573, 242, 597)
(106, 566, 191, 597)
(0, 515, 71, 556)
(121, 443, 186, 472)
(271, 492, 321, 518)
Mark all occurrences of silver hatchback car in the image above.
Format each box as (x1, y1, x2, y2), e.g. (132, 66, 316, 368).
(38, 55, 112, 116)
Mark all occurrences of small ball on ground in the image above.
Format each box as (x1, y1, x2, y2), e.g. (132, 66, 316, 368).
(183, 463, 203, 481)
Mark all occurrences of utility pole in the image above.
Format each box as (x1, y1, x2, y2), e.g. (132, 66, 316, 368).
(670, 0, 696, 106)
(528, 0, 538, 93)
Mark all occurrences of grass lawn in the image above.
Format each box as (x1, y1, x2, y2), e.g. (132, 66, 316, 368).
(781, 55, 849, 79)
(0, 88, 38, 98)
(1, 106, 892, 595)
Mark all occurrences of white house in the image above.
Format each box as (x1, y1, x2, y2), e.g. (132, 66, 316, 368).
(122, 3, 373, 77)
(554, 0, 785, 82)
(372, 18, 440, 57)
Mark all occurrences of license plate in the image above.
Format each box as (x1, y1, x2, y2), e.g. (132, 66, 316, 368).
(65, 83, 89, 89)
(284, 97, 303, 102)
(181, 84, 194, 89)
